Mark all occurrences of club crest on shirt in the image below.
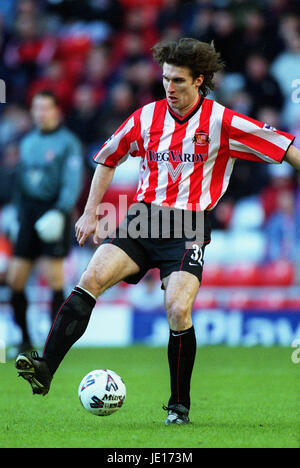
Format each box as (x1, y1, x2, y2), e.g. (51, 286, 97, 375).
(192, 131, 210, 146)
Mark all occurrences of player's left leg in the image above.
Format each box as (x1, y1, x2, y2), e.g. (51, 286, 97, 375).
(162, 271, 200, 424)
(40, 257, 65, 322)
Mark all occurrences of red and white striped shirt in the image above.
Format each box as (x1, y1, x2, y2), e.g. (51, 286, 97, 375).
(94, 95, 295, 211)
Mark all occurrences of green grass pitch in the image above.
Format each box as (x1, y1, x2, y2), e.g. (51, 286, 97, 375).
(1, 346, 299, 448)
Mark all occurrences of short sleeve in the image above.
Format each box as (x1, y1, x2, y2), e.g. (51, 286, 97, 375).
(227, 111, 295, 164)
(93, 111, 140, 168)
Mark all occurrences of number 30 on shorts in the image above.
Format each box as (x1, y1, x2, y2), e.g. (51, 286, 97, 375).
(190, 244, 204, 266)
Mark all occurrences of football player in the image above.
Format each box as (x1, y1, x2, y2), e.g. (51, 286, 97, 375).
(16, 39, 300, 425)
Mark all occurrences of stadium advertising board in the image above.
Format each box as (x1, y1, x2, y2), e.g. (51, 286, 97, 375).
(132, 309, 300, 347)
(1, 304, 300, 348)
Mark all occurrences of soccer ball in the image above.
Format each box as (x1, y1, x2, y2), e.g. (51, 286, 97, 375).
(78, 369, 126, 416)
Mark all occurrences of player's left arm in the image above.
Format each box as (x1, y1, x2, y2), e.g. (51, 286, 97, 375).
(284, 144, 300, 171)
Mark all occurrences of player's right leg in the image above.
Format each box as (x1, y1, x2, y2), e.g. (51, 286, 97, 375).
(15, 243, 140, 395)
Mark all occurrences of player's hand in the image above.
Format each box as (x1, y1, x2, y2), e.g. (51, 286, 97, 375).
(75, 210, 98, 247)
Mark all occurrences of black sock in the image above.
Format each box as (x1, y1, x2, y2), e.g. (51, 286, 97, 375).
(11, 290, 31, 344)
(51, 290, 65, 323)
(167, 326, 197, 411)
(43, 286, 96, 375)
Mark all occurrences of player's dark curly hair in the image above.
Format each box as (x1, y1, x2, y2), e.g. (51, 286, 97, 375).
(152, 38, 225, 97)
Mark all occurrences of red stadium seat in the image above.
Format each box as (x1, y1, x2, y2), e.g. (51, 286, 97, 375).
(221, 263, 260, 287)
(285, 298, 300, 310)
(0, 234, 13, 280)
(258, 260, 295, 286)
(56, 36, 92, 61)
(0, 234, 12, 257)
(201, 264, 223, 286)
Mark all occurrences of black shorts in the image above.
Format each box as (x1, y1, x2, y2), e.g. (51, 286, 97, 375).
(14, 199, 72, 260)
(102, 202, 211, 286)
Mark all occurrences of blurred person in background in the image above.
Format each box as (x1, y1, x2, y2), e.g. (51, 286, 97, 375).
(45, 0, 124, 31)
(123, 4, 160, 51)
(237, 9, 282, 65)
(7, 90, 83, 354)
(261, 161, 295, 220)
(157, 0, 189, 36)
(206, 9, 242, 73)
(66, 84, 103, 148)
(110, 31, 150, 76)
(244, 54, 284, 118)
(181, 5, 214, 41)
(265, 189, 297, 262)
(95, 81, 137, 140)
(0, 142, 19, 207)
(27, 61, 74, 113)
(271, 15, 300, 128)
(0, 104, 32, 151)
(3, 5, 56, 104)
(123, 58, 163, 106)
(81, 45, 110, 101)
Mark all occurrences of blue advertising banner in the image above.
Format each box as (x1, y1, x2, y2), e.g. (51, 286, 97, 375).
(132, 308, 300, 347)
(1, 300, 300, 348)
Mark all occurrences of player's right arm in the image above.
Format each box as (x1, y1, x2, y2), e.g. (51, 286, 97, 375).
(75, 164, 116, 247)
(76, 109, 141, 246)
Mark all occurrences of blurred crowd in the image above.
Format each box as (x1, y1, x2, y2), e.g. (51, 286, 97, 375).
(0, 0, 300, 287)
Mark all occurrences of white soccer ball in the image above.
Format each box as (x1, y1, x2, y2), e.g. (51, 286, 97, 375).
(78, 369, 126, 416)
